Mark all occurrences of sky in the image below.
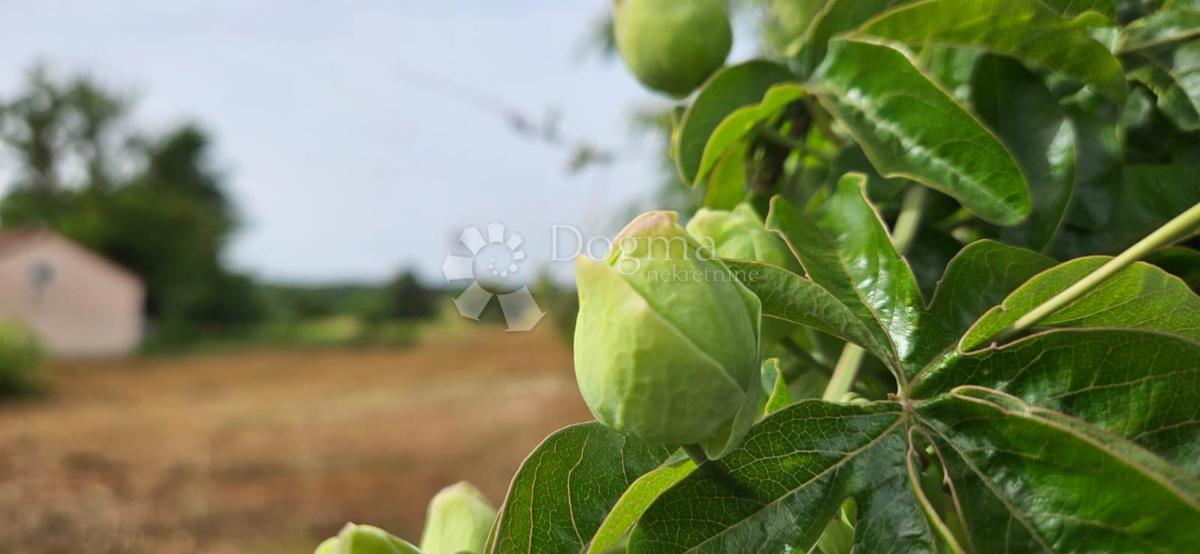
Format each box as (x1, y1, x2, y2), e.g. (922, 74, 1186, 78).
(0, 0, 689, 285)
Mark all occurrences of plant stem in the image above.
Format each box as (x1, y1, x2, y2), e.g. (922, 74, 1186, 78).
(822, 345, 866, 401)
(996, 201, 1200, 340)
(682, 444, 708, 465)
(892, 186, 928, 253)
(821, 186, 928, 401)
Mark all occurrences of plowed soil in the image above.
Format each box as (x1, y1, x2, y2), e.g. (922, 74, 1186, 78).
(0, 326, 590, 553)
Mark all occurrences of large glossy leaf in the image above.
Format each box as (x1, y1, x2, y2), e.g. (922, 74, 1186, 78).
(915, 330, 1200, 472)
(723, 259, 894, 365)
(918, 387, 1200, 552)
(858, 0, 1128, 102)
(924, 46, 984, 102)
(487, 423, 674, 553)
(674, 61, 794, 186)
(961, 257, 1200, 350)
(766, 173, 924, 370)
(628, 401, 944, 553)
(908, 240, 1056, 373)
(812, 38, 1031, 225)
(971, 55, 1077, 250)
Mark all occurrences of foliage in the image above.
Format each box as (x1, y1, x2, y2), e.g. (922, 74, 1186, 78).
(382, 270, 439, 321)
(472, 1, 1200, 553)
(0, 67, 261, 327)
(0, 321, 43, 397)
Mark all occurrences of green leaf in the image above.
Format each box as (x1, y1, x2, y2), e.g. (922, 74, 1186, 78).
(762, 358, 794, 414)
(971, 55, 1077, 250)
(960, 257, 1200, 351)
(923, 46, 984, 102)
(694, 83, 806, 187)
(1120, 5, 1200, 52)
(487, 423, 674, 553)
(1127, 54, 1200, 131)
(628, 401, 943, 553)
(723, 259, 894, 365)
(703, 140, 749, 209)
(588, 461, 695, 554)
(915, 330, 1200, 472)
(674, 61, 795, 186)
(812, 38, 1031, 225)
(859, 0, 1128, 102)
(1174, 40, 1200, 118)
(790, 0, 904, 77)
(1057, 162, 1200, 254)
(918, 387, 1200, 552)
(908, 240, 1056, 373)
(815, 506, 855, 554)
(765, 174, 924, 369)
(1146, 246, 1200, 292)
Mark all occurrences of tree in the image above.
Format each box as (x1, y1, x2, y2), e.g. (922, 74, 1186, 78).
(383, 270, 437, 321)
(0, 67, 261, 326)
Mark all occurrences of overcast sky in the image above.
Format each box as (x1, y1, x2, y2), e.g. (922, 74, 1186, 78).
(0, 1, 691, 284)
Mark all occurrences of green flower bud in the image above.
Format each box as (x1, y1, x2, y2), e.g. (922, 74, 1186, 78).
(687, 204, 802, 345)
(685, 204, 800, 272)
(313, 523, 420, 554)
(574, 211, 762, 458)
(614, 0, 732, 97)
(419, 482, 497, 554)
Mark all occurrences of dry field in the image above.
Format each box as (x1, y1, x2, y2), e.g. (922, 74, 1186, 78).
(0, 326, 590, 554)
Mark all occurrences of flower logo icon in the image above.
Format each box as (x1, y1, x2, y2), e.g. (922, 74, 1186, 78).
(442, 222, 545, 332)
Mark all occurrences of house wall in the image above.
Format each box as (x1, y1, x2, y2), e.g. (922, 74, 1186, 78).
(0, 237, 144, 357)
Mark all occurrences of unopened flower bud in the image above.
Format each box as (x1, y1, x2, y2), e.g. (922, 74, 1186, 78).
(574, 211, 762, 458)
(685, 203, 799, 272)
(313, 523, 420, 554)
(419, 482, 497, 554)
(687, 204, 802, 344)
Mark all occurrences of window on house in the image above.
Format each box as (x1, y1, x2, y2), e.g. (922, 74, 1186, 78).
(30, 260, 55, 291)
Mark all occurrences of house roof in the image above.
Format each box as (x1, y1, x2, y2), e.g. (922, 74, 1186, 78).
(0, 227, 144, 287)
(0, 228, 49, 257)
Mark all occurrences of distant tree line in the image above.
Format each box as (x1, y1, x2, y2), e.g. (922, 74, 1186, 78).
(0, 67, 439, 339)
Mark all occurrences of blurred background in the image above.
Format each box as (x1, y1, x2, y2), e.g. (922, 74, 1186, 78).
(0, 1, 769, 552)
(5, 0, 1090, 550)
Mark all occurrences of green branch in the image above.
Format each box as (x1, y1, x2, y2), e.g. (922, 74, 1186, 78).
(996, 202, 1200, 340)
